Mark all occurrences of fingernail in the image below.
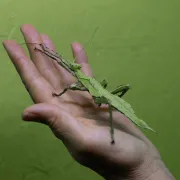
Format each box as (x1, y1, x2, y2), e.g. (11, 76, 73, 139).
(22, 112, 36, 121)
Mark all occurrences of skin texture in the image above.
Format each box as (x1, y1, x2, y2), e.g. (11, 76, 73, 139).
(2, 24, 175, 180)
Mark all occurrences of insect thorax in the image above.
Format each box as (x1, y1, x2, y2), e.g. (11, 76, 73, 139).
(70, 63, 82, 71)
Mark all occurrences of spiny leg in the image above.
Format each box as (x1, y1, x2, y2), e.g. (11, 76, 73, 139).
(34, 45, 75, 76)
(100, 79, 108, 89)
(52, 81, 88, 97)
(39, 43, 62, 59)
(109, 104, 115, 144)
(111, 84, 131, 98)
(98, 84, 130, 107)
(52, 87, 69, 97)
(97, 80, 108, 107)
(94, 96, 115, 144)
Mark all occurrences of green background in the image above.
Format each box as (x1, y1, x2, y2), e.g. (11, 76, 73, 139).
(0, 0, 179, 179)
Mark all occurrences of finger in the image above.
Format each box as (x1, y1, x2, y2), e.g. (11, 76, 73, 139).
(40, 34, 76, 86)
(20, 24, 65, 89)
(40, 34, 70, 89)
(3, 40, 53, 103)
(41, 34, 56, 51)
(22, 103, 85, 146)
(71, 42, 93, 77)
(20, 24, 42, 57)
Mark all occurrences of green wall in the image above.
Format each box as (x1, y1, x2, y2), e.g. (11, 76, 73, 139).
(0, 0, 179, 179)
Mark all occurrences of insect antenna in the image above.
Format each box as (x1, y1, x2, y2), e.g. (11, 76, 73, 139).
(73, 26, 99, 63)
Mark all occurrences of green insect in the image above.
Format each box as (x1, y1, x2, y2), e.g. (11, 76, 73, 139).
(34, 43, 155, 144)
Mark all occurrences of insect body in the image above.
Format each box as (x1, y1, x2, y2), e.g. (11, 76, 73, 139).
(34, 43, 155, 144)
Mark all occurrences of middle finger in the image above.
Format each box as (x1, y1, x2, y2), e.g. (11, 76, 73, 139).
(20, 24, 65, 89)
(40, 34, 77, 86)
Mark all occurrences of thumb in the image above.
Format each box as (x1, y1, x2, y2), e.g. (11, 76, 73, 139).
(22, 103, 82, 142)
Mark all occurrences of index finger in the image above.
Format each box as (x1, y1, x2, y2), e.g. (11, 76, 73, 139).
(3, 40, 54, 103)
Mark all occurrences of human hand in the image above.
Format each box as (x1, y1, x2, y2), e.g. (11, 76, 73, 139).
(3, 24, 174, 180)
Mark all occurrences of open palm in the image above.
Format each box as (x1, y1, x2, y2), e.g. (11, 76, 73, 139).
(3, 24, 161, 179)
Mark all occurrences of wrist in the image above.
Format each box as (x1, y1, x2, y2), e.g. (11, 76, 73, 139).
(141, 159, 175, 180)
(144, 168, 175, 180)
(105, 158, 175, 180)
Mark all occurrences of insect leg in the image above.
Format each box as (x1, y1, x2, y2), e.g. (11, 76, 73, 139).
(111, 84, 131, 98)
(109, 104, 115, 144)
(52, 82, 88, 97)
(100, 79, 108, 89)
(39, 43, 63, 59)
(93, 96, 115, 144)
(97, 79, 108, 106)
(34, 45, 75, 76)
